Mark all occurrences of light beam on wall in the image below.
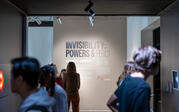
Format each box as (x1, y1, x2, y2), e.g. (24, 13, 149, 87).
(84, 0, 95, 27)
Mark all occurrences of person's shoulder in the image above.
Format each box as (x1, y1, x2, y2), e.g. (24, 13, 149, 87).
(135, 80, 150, 93)
(125, 76, 149, 88)
(55, 85, 66, 94)
(129, 76, 145, 83)
(55, 85, 64, 91)
(139, 79, 150, 88)
(55, 85, 67, 99)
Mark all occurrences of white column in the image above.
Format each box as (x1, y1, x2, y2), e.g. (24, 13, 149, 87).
(28, 27, 53, 66)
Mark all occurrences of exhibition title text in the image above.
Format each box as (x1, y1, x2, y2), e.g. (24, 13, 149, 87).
(66, 41, 110, 57)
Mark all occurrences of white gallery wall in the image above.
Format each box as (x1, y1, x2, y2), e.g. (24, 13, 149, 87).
(54, 16, 126, 111)
(127, 17, 149, 61)
(28, 27, 53, 66)
(0, 1, 22, 112)
(127, 16, 159, 61)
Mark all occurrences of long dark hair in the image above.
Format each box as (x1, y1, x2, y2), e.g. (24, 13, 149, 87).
(40, 65, 56, 96)
(67, 62, 76, 73)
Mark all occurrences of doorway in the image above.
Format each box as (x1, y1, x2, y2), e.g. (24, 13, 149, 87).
(153, 27, 161, 112)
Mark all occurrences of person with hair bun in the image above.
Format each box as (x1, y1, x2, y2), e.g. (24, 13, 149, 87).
(40, 65, 68, 112)
(116, 46, 161, 112)
(49, 63, 65, 88)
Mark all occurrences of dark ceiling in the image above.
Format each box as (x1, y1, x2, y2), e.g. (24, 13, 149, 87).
(8, 0, 176, 16)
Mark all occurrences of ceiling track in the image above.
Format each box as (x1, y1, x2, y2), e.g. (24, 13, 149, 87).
(4, 0, 27, 16)
(27, 14, 157, 16)
(158, 0, 179, 16)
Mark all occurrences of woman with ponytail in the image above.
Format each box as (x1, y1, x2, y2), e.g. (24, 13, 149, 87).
(40, 65, 68, 112)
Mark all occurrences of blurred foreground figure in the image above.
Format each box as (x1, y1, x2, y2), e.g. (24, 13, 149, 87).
(11, 57, 55, 112)
(115, 46, 161, 112)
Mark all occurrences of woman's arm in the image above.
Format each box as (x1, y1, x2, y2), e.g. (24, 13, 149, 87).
(106, 93, 118, 112)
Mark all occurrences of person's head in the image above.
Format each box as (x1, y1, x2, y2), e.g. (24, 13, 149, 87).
(117, 61, 135, 85)
(40, 65, 56, 96)
(11, 57, 40, 94)
(67, 62, 76, 73)
(49, 63, 60, 77)
(60, 69, 66, 76)
(133, 46, 162, 78)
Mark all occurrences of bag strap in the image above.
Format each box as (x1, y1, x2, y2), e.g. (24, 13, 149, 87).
(26, 105, 49, 112)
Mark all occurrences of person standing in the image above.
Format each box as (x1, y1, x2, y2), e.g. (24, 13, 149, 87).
(115, 46, 161, 112)
(40, 65, 68, 112)
(56, 68, 66, 88)
(64, 62, 80, 112)
(50, 63, 65, 88)
(107, 61, 135, 112)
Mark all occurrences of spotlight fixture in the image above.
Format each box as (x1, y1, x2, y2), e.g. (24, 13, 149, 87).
(27, 17, 34, 23)
(27, 16, 42, 25)
(84, 0, 95, 16)
(35, 16, 42, 25)
(89, 9, 95, 16)
(56, 17, 62, 24)
(84, 0, 93, 12)
(84, 0, 95, 26)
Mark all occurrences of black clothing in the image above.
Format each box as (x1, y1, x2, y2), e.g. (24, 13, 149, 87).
(64, 72, 80, 96)
(114, 75, 151, 112)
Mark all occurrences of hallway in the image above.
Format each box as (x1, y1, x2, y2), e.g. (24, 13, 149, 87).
(0, 0, 179, 112)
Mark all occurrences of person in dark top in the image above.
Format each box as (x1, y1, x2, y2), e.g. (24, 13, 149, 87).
(63, 62, 80, 112)
(107, 61, 135, 112)
(115, 75, 151, 112)
(115, 46, 161, 112)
